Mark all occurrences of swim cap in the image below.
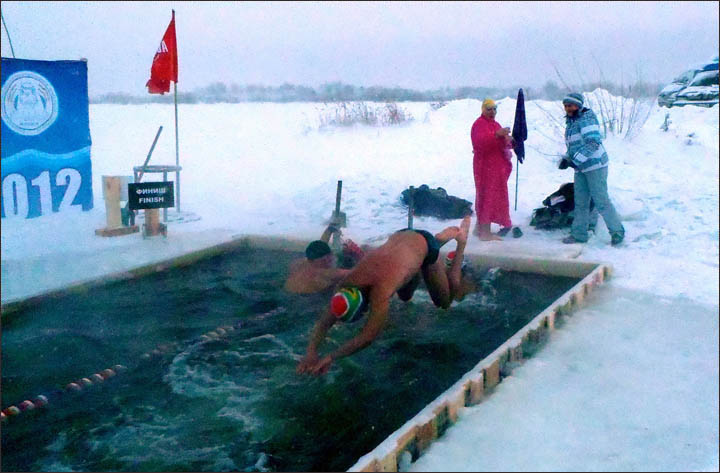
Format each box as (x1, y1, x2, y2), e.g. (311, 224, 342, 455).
(445, 250, 457, 268)
(306, 240, 332, 260)
(444, 250, 468, 271)
(330, 287, 365, 322)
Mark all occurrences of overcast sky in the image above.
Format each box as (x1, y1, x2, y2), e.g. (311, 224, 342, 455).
(1, 1, 718, 96)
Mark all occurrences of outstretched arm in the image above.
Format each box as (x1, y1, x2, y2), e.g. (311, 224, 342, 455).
(297, 310, 337, 374)
(320, 224, 341, 243)
(307, 295, 390, 376)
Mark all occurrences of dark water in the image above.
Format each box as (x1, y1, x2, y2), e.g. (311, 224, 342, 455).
(1, 248, 579, 472)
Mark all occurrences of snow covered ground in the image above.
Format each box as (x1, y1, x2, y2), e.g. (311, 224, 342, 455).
(1, 96, 718, 471)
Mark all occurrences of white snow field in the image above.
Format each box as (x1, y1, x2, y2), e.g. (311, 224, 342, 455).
(2, 95, 718, 471)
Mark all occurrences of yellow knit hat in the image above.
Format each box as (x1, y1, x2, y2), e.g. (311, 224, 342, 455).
(482, 98, 496, 109)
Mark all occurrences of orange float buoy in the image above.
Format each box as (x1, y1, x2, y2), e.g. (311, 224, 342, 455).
(19, 400, 35, 411)
(101, 368, 116, 379)
(34, 395, 49, 407)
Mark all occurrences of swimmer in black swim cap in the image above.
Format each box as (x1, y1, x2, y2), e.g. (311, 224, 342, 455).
(285, 224, 366, 295)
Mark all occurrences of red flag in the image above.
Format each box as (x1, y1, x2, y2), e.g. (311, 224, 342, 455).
(146, 11, 178, 94)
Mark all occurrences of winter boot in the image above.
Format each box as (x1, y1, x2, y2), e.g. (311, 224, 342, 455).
(611, 230, 625, 246)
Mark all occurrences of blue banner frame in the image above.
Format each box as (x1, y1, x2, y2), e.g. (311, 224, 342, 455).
(1, 58, 94, 219)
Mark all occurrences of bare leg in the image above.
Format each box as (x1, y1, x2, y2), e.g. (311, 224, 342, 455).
(422, 217, 471, 309)
(422, 260, 452, 309)
(447, 216, 470, 300)
(397, 272, 422, 301)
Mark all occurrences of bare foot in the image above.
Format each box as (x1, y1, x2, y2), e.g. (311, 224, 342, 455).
(435, 226, 460, 245)
(478, 231, 502, 241)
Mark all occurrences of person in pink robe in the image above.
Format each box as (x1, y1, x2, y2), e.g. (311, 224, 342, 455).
(470, 98, 514, 240)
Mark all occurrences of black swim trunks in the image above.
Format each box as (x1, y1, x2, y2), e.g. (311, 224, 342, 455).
(395, 228, 440, 268)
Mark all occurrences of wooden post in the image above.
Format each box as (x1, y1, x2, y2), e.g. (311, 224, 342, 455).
(334, 180, 342, 218)
(144, 209, 161, 237)
(103, 176, 122, 229)
(330, 180, 346, 252)
(95, 176, 139, 237)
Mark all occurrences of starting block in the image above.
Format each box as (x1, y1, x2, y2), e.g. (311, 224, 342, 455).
(95, 176, 139, 237)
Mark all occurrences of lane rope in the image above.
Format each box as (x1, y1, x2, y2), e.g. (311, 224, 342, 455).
(2, 307, 287, 424)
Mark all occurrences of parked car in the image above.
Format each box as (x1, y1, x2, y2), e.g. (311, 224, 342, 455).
(673, 69, 719, 107)
(658, 60, 719, 108)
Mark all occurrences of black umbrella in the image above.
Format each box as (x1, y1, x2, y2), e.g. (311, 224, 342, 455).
(511, 88, 527, 210)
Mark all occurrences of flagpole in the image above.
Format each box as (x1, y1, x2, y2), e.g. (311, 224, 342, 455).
(514, 157, 519, 211)
(512, 88, 526, 212)
(1, 12, 16, 58)
(174, 80, 180, 213)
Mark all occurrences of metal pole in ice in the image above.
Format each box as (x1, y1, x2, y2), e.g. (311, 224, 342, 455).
(407, 186, 414, 229)
(174, 81, 181, 212)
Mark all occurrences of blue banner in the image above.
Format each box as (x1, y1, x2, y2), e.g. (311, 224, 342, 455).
(1, 58, 93, 219)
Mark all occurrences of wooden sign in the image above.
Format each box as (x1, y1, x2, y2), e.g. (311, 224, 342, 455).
(128, 182, 174, 210)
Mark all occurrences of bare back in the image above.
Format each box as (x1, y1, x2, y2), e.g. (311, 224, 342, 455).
(284, 259, 349, 294)
(338, 231, 427, 299)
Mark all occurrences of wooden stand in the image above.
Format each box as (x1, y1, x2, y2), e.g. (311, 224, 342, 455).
(95, 226, 139, 237)
(95, 176, 139, 237)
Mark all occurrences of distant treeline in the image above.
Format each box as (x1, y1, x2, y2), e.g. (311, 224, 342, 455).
(91, 80, 664, 104)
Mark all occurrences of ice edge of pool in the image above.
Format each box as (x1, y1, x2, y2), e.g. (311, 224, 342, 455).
(0, 233, 612, 473)
(348, 258, 612, 472)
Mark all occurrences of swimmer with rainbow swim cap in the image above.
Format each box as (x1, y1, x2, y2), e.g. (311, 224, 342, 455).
(330, 286, 369, 322)
(297, 216, 472, 376)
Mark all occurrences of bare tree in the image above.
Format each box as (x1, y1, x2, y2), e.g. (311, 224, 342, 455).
(546, 53, 655, 141)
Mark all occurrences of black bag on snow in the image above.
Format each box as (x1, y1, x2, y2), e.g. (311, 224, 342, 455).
(401, 185, 473, 219)
(530, 183, 594, 230)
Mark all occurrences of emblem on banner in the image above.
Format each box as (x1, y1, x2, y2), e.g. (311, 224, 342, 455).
(1, 70, 59, 136)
